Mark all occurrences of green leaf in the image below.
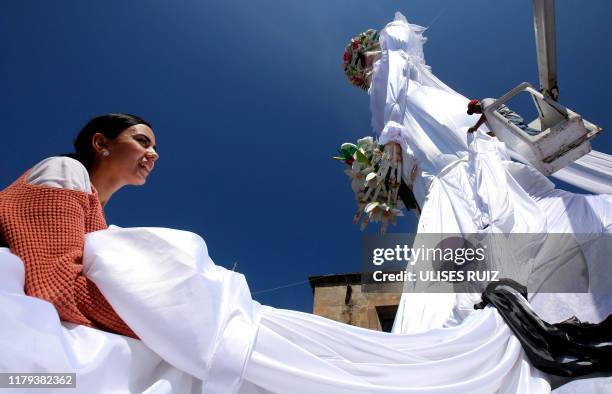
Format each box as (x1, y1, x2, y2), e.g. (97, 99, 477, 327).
(340, 143, 358, 157)
(332, 156, 346, 161)
(355, 149, 369, 164)
(357, 136, 374, 149)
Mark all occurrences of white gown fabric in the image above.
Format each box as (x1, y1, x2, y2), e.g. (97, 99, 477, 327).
(1, 11, 611, 394)
(0, 227, 551, 394)
(554, 151, 612, 195)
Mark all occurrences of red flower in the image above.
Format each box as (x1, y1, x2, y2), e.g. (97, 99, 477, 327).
(351, 76, 364, 86)
(343, 51, 351, 63)
(352, 41, 360, 49)
(345, 157, 355, 166)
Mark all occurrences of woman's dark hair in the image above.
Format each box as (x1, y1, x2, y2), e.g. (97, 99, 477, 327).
(65, 113, 151, 170)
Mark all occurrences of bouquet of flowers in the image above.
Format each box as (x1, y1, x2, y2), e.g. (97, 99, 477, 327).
(334, 136, 406, 235)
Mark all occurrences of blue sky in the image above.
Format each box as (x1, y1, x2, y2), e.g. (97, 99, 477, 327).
(2, 1, 611, 312)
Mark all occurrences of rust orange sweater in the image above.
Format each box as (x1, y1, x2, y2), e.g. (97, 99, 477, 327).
(0, 171, 137, 339)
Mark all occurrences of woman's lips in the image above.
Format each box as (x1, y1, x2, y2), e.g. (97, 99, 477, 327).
(138, 162, 152, 174)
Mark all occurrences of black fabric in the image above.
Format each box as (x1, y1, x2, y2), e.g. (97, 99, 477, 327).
(474, 279, 612, 377)
(398, 180, 419, 211)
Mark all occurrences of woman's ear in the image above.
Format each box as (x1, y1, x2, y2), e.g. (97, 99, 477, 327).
(91, 132, 109, 154)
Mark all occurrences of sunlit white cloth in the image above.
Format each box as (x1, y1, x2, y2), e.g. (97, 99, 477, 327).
(0, 226, 551, 393)
(555, 150, 612, 195)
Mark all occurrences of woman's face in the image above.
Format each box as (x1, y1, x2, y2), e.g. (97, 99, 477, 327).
(103, 124, 159, 185)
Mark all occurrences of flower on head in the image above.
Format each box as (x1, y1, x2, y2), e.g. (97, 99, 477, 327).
(351, 76, 364, 86)
(342, 29, 380, 89)
(343, 51, 351, 63)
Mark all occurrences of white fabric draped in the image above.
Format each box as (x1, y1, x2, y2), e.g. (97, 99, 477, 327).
(554, 150, 612, 195)
(83, 227, 261, 393)
(0, 227, 551, 393)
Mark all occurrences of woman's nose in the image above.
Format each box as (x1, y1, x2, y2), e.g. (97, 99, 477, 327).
(147, 149, 159, 161)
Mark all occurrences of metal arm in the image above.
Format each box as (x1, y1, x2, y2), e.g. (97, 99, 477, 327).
(533, 0, 559, 101)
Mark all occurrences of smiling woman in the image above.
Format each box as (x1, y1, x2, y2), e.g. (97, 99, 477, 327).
(66, 113, 159, 206)
(0, 113, 158, 338)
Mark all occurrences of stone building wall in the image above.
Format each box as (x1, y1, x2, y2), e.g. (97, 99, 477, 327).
(309, 273, 401, 332)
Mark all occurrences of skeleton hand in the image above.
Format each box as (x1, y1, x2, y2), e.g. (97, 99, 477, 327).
(384, 142, 402, 207)
(358, 142, 403, 234)
(380, 142, 402, 234)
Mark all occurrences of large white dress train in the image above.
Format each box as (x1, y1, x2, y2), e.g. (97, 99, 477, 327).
(1, 226, 550, 393)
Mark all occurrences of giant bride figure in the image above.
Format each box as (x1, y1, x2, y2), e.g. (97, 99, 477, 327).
(356, 12, 612, 333)
(1, 12, 611, 394)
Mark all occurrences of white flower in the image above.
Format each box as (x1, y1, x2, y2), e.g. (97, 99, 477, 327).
(365, 172, 378, 183)
(357, 136, 375, 151)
